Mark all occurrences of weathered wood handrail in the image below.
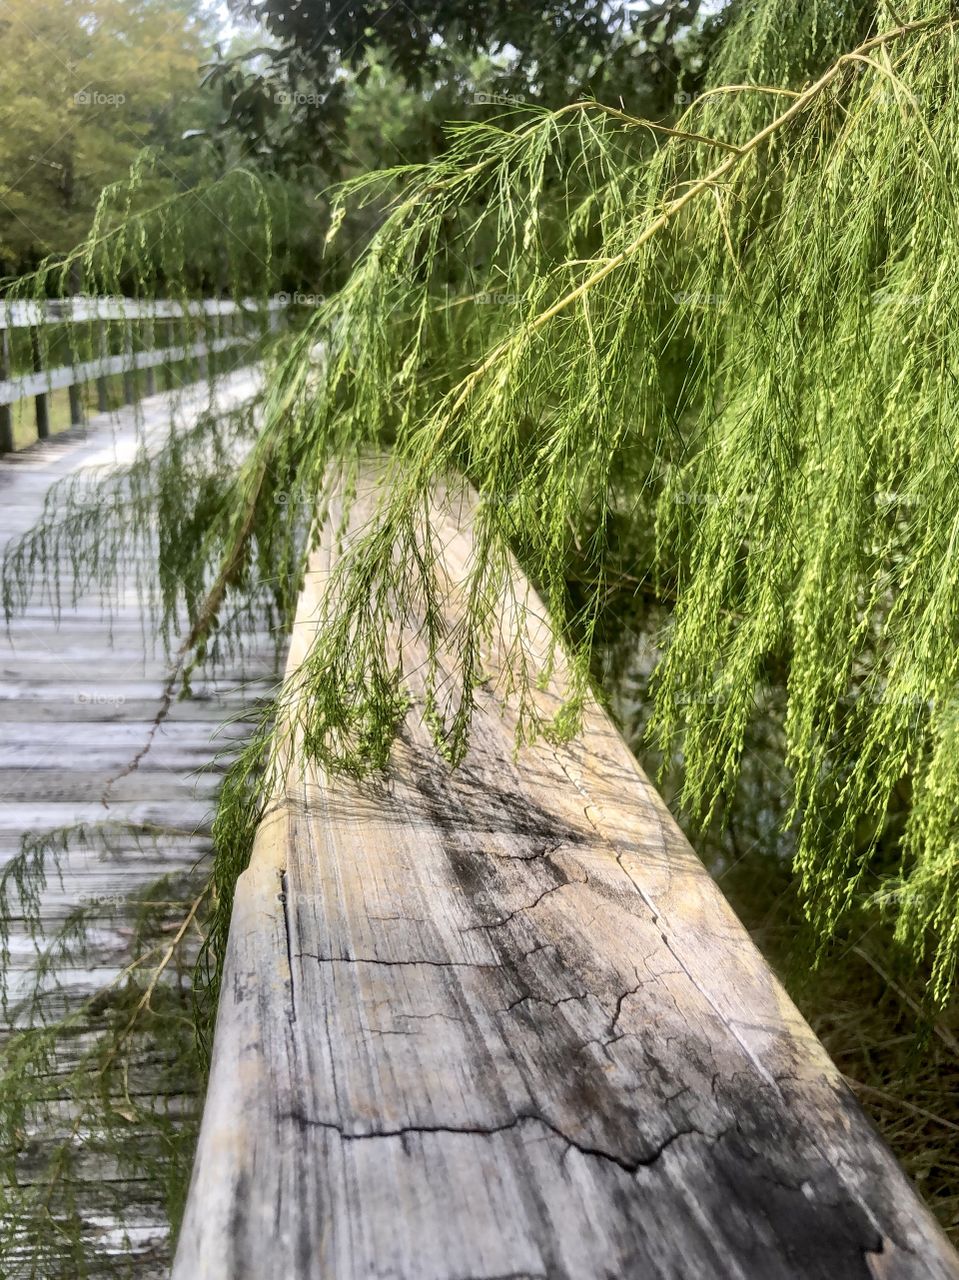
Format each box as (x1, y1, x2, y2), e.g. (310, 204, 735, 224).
(0, 295, 285, 453)
(175, 480, 959, 1279)
(0, 296, 286, 328)
(0, 335, 251, 405)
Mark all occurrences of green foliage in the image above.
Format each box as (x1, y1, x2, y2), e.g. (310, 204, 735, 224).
(6, 0, 959, 1264)
(6, 4, 959, 1007)
(0, 0, 221, 273)
(214, 0, 718, 168)
(597, 583, 959, 1242)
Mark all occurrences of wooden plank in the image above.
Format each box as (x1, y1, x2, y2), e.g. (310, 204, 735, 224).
(122, 319, 136, 405)
(0, 328, 13, 453)
(0, 368, 280, 1276)
(29, 327, 49, 440)
(176, 480, 959, 1279)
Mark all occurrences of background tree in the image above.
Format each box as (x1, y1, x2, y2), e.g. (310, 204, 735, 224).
(207, 0, 725, 172)
(0, 0, 216, 274)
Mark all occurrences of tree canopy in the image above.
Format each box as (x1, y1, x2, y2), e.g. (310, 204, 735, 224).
(0, 0, 222, 273)
(209, 0, 723, 170)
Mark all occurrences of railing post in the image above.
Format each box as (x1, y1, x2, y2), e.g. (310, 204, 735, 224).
(122, 319, 136, 405)
(67, 380, 84, 429)
(96, 320, 109, 413)
(30, 327, 49, 441)
(66, 308, 85, 429)
(160, 318, 174, 391)
(144, 317, 156, 397)
(228, 307, 241, 370)
(0, 327, 13, 455)
(218, 307, 228, 376)
(197, 307, 209, 382)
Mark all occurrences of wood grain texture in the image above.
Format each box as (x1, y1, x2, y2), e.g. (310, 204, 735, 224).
(176, 481, 959, 1280)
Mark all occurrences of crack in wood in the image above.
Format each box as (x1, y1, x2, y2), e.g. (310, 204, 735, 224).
(176, 479, 959, 1279)
(278, 870, 296, 1025)
(277, 1109, 734, 1176)
(294, 952, 503, 970)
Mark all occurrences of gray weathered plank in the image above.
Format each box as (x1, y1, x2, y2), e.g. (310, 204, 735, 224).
(176, 482, 959, 1280)
(0, 370, 280, 1276)
(0, 296, 286, 330)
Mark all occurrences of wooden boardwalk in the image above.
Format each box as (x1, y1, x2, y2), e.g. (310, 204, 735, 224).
(0, 373, 280, 1274)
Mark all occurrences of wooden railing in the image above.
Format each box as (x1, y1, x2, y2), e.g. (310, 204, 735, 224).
(0, 296, 286, 454)
(174, 477, 959, 1280)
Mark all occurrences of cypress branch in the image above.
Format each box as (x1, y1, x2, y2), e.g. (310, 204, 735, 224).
(5, 30, 959, 1266)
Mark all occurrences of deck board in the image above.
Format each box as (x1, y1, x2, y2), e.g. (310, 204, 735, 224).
(0, 373, 281, 1277)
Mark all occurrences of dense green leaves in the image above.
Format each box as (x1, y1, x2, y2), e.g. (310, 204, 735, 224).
(211, 0, 720, 170)
(0, 0, 219, 274)
(5, 0, 959, 1092)
(213, 1, 959, 1005)
(6, 1, 959, 1263)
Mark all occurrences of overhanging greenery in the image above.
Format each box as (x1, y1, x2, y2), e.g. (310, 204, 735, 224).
(6, 2, 959, 1002)
(4, 0, 959, 1263)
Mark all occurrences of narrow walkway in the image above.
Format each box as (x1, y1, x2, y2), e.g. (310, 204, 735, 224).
(0, 372, 280, 1274)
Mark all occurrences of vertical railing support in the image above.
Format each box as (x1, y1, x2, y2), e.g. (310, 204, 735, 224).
(30, 328, 49, 441)
(144, 317, 156, 397)
(160, 318, 173, 391)
(96, 321, 110, 413)
(122, 320, 136, 406)
(197, 310, 209, 382)
(67, 380, 84, 429)
(0, 327, 13, 455)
